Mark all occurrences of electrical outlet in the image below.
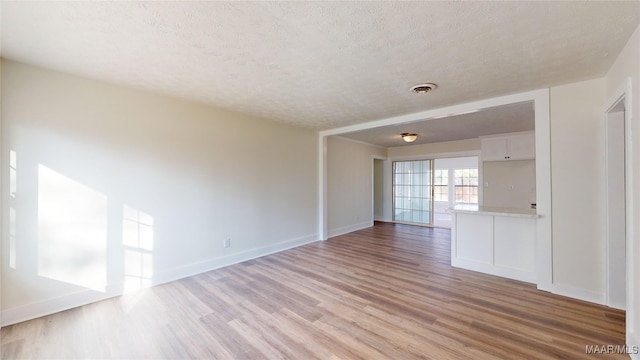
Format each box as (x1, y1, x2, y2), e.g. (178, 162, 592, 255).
(224, 238, 231, 248)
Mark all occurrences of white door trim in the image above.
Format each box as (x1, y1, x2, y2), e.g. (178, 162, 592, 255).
(604, 77, 634, 317)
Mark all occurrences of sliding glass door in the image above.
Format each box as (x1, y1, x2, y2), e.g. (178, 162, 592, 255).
(393, 160, 433, 225)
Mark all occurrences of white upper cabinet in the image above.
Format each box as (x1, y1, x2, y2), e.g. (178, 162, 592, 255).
(481, 138, 509, 161)
(508, 133, 536, 160)
(481, 132, 535, 161)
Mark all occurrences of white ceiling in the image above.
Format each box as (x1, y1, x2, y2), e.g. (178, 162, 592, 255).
(1, 2, 639, 133)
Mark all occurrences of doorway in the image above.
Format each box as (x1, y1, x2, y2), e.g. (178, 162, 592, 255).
(433, 156, 479, 228)
(604, 89, 628, 310)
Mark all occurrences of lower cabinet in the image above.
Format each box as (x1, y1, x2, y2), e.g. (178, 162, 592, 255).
(451, 212, 536, 283)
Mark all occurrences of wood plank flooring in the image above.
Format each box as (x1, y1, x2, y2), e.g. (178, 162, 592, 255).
(1, 222, 628, 359)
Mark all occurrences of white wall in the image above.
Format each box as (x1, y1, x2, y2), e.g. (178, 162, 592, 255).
(605, 24, 640, 356)
(483, 160, 536, 209)
(327, 136, 385, 237)
(549, 78, 606, 299)
(0, 60, 3, 316)
(0, 60, 319, 325)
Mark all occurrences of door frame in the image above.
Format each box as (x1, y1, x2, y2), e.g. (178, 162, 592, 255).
(371, 156, 388, 223)
(604, 77, 633, 312)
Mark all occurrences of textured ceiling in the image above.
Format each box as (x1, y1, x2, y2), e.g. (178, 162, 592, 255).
(1, 2, 639, 131)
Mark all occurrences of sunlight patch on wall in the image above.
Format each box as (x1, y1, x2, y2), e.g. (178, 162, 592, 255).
(37, 165, 107, 292)
(122, 205, 154, 293)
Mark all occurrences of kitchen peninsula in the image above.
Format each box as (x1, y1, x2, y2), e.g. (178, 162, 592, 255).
(450, 204, 538, 283)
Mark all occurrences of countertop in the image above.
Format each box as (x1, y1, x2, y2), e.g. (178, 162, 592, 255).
(448, 204, 539, 218)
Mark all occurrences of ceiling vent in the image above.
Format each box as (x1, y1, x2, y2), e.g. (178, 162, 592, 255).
(410, 83, 437, 94)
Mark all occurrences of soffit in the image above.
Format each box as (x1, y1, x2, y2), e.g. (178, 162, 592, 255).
(340, 102, 535, 148)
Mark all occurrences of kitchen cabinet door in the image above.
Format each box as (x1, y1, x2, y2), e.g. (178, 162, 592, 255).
(482, 138, 509, 161)
(481, 133, 535, 161)
(508, 134, 535, 160)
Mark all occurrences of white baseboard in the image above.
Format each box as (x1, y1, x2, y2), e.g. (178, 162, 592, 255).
(0, 289, 119, 327)
(151, 233, 319, 285)
(629, 331, 640, 360)
(547, 283, 606, 306)
(451, 259, 536, 284)
(608, 299, 626, 311)
(0, 233, 319, 327)
(328, 221, 373, 238)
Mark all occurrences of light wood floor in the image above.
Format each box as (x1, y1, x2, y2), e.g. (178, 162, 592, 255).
(1, 222, 627, 359)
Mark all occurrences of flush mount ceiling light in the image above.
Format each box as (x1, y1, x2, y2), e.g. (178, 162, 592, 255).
(410, 83, 437, 94)
(401, 133, 418, 143)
